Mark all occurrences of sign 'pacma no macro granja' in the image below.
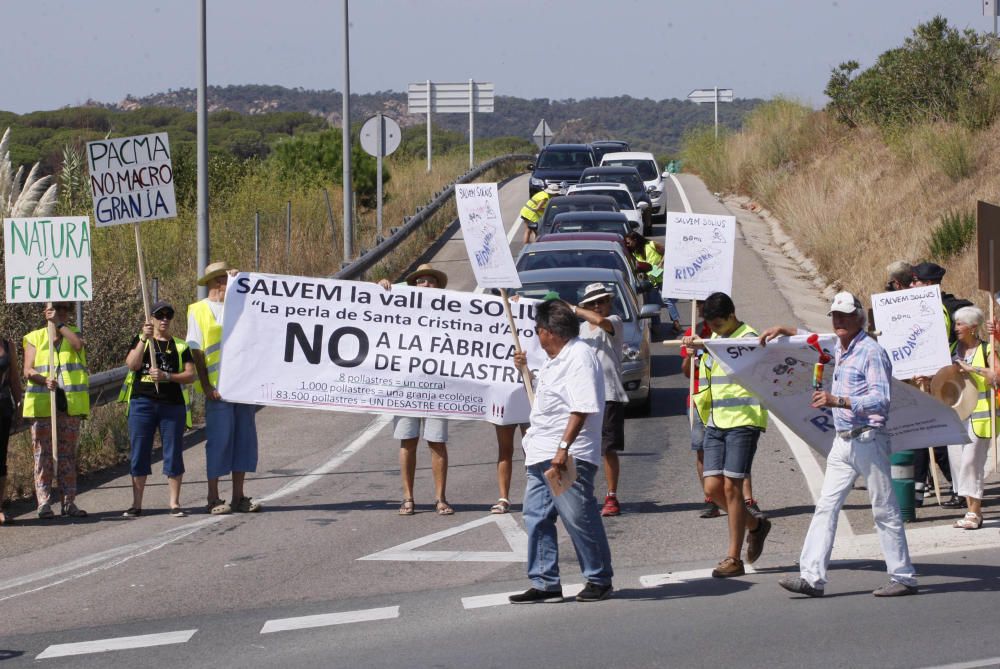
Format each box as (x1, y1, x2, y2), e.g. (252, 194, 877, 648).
(86, 132, 176, 226)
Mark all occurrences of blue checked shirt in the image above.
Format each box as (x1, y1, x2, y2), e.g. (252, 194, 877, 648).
(831, 330, 891, 432)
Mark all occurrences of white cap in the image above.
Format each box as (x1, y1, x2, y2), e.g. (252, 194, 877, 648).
(828, 291, 862, 315)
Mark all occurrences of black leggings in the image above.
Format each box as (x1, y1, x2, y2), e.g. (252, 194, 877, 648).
(0, 411, 10, 478)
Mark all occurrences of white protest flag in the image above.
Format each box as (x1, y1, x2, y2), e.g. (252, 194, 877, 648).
(702, 334, 969, 455)
(217, 273, 546, 424)
(455, 182, 520, 289)
(86, 132, 176, 227)
(661, 212, 736, 300)
(4, 216, 92, 303)
(871, 285, 951, 379)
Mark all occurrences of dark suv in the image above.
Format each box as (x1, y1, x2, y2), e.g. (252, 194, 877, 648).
(579, 165, 653, 235)
(527, 144, 597, 196)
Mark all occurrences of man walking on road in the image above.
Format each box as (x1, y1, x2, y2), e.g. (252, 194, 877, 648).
(760, 292, 917, 598)
(510, 299, 614, 603)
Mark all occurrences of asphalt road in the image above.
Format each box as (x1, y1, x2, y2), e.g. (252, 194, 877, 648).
(0, 173, 998, 669)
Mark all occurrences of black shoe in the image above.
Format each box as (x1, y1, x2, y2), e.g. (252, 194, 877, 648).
(778, 575, 825, 598)
(940, 494, 966, 509)
(509, 587, 564, 604)
(746, 517, 772, 564)
(575, 582, 614, 602)
(699, 501, 721, 519)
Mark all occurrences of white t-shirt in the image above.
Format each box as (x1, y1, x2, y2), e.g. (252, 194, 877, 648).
(522, 338, 605, 466)
(578, 315, 628, 403)
(185, 299, 224, 351)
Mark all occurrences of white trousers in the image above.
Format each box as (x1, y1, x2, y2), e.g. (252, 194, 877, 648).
(799, 430, 916, 589)
(947, 420, 990, 500)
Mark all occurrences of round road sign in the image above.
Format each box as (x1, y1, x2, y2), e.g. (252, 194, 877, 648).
(360, 114, 402, 157)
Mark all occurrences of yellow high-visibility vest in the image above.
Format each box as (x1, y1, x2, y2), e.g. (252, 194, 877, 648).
(188, 299, 223, 394)
(698, 322, 767, 430)
(117, 336, 193, 429)
(22, 326, 89, 418)
(952, 340, 993, 438)
(519, 191, 551, 224)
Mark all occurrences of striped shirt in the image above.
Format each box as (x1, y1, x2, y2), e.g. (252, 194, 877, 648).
(831, 330, 891, 431)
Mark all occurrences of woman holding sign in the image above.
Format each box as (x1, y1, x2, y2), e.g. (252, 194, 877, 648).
(120, 301, 196, 518)
(623, 231, 681, 333)
(21, 302, 89, 519)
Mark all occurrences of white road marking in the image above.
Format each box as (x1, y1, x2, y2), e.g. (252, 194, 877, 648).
(0, 415, 392, 602)
(916, 657, 1000, 669)
(36, 629, 197, 659)
(260, 606, 399, 634)
(639, 565, 757, 587)
(462, 583, 583, 609)
(667, 173, 692, 213)
(358, 513, 528, 562)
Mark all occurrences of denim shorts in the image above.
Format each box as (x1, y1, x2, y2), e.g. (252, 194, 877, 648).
(690, 406, 706, 451)
(392, 416, 448, 443)
(702, 425, 761, 479)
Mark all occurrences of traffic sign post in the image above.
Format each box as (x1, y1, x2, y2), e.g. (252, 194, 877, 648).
(532, 119, 553, 149)
(688, 87, 734, 139)
(360, 113, 402, 240)
(408, 81, 495, 171)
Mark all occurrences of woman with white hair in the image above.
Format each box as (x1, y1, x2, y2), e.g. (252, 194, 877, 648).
(947, 305, 995, 530)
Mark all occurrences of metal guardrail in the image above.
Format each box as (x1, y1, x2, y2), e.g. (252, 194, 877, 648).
(72, 152, 533, 414)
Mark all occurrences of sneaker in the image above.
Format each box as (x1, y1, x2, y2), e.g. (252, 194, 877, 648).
(601, 495, 620, 517)
(122, 507, 142, 518)
(576, 582, 614, 602)
(61, 502, 87, 518)
(234, 496, 262, 513)
(778, 575, 825, 598)
(37, 503, 54, 520)
(745, 517, 772, 564)
(699, 500, 721, 519)
(509, 587, 564, 604)
(711, 556, 745, 578)
(872, 580, 917, 597)
(745, 498, 767, 521)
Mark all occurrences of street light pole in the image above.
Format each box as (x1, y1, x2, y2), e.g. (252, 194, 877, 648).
(341, 0, 353, 263)
(196, 0, 209, 298)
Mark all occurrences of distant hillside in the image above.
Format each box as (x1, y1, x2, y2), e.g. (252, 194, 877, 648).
(92, 84, 764, 156)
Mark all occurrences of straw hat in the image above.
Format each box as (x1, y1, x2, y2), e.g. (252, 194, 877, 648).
(405, 263, 448, 288)
(929, 365, 978, 421)
(197, 261, 236, 286)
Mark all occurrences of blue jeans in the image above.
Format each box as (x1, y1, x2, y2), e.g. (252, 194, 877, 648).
(128, 397, 186, 477)
(523, 460, 614, 591)
(663, 297, 681, 323)
(205, 399, 258, 480)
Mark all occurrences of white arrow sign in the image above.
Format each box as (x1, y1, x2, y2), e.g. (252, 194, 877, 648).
(357, 514, 528, 562)
(688, 88, 734, 104)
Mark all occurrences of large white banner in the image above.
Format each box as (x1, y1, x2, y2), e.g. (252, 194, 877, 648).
(86, 132, 176, 227)
(3, 216, 92, 302)
(455, 182, 520, 289)
(217, 273, 545, 424)
(661, 212, 736, 300)
(871, 285, 951, 380)
(702, 334, 969, 455)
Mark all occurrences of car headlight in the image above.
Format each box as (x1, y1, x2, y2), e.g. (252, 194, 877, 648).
(530, 177, 545, 187)
(621, 344, 640, 362)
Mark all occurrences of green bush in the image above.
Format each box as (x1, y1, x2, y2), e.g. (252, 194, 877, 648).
(679, 125, 730, 192)
(928, 209, 975, 260)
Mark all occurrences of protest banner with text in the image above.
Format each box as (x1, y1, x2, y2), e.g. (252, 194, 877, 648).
(86, 132, 176, 226)
(455, 183, 520, 289)
(3, 216, 92, 302)
(871, 285, 951, 380)
(217, 273, 545, 424)
(661, 212, 736, 300)
(702, 334, 969, 455)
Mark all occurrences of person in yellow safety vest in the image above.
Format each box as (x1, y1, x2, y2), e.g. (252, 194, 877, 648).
(624, 231, 681, 333)
(187, 261, 261, 516)
(21, 302, 89, 519)
(946, 306, 997, 530)
(520, 183, 561, 244)
(119, 300, 197, 518)
(682, 292, 771, 579)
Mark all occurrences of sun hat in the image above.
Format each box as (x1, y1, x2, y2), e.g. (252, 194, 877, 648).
(579, 282, 614, 305)
(544, 183, 561, 194)
(827, 291, 862, 315)
(405, 263, 448, 288)
(197, 261, 236, 286)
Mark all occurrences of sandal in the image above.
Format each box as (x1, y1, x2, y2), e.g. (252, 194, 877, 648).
(398, 498, 415, 516)
(208, 499, 232, 515)
(61, 502, 88, 518)
(435, 499, 455, 516)
(234, 496, 261, 513)
(490, 498, 511, 514)
(169, 507, 188, 518)
(123, 507, 142, 518)
(953, 512, 982, 530)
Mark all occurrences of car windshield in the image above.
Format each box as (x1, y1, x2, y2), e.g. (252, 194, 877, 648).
(581, 173, 644, 193)
(551, 219, 628, 236)
(515, 281, 631, 321)
(516, 249, 628, 275)
(537, 150, 594, 169)
(605, 159, 657, 181)
(575, 189, 633, 210)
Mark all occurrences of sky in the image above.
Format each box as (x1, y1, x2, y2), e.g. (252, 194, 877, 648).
(1, 0, 996, 114)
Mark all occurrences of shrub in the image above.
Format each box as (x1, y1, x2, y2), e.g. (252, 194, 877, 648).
(928, 209, 975, 260)
(679, 125, 731, 192)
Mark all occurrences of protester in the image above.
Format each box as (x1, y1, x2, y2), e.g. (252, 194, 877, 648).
(571, 282, 629, 516)
(21, 302, 89, 519)
(681, 302, 719, 518)
(681, 292, 770, 578)
(519, 183, 560, 244)
(492, 424, 526, 514)
(509, 299, 614, 603)
(945, 306, 996, 530)
(885, 261, 913, 292)
(624, 231, 681, 333)
(378, 263, 453, 516)
(762, 292, 917, 597)
(188, 261, 261, 515)
(120, 301, 196, 518)
(0, 333, 23, 526)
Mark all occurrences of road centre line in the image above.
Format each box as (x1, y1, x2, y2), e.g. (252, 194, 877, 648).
(462, 583, 584, 609)
(260, 606, 399, 634)
(667, 173, 692, 214)
(36, 629, 197, 659)
(916, 657, 1000, 669)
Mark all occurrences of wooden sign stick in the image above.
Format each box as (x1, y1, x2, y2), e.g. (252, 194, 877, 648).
(992, 240, 998, 472)
(688, 300, 697, 429)
(134, 223, 159, 392)
(46, 320, 59, 490)
(500, 288, 535, 405)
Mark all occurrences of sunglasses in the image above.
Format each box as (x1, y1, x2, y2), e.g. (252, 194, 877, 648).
(153, 311, 174, 320)
(414, 276, 437, 285)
